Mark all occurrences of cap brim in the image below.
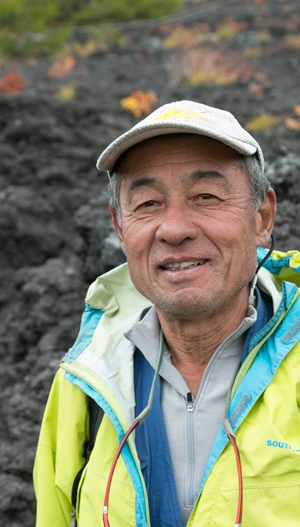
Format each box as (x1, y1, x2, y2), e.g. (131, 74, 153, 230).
(97, 121, 259, 172)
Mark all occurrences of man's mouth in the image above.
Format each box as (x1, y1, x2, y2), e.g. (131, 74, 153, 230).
(161, 260, 207, 271)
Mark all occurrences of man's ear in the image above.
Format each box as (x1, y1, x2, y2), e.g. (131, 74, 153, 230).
(109, 204, 127, 257)
(255, 188, 277, 247)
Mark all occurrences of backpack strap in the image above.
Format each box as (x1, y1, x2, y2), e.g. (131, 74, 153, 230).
(88, 396, 104, 457)
(69, 397, 104, 526)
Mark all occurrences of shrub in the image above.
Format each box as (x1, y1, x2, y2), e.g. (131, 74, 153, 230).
(120, 91, 157, 117)
(0, 27, 72, 58)
(216, 20, 247, 40)
(246, 114, 280, 132)
(56, 85, 76, 102)
(0, 71, 27, 94)
(165, 47, 265, 87)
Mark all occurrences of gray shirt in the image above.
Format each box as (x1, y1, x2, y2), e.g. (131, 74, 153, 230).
(126, 305, 256, 525)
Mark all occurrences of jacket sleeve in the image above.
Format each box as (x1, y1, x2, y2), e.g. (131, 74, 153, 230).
(33, 368, 89, 527)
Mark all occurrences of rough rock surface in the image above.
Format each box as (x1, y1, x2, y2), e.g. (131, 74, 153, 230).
(0, 0, 299, 525)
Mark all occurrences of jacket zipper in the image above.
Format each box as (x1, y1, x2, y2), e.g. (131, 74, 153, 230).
(186, 392, 195, 507)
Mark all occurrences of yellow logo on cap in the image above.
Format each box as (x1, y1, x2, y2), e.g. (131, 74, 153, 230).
(150, 108, 207, 123)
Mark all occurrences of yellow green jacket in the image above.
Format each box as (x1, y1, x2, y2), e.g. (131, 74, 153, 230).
(34, 249, 300, 526)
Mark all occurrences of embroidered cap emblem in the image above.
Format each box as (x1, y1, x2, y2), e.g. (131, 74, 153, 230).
(150, 108, 208, 123)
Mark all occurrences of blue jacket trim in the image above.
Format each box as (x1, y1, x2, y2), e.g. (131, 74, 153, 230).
(199, 282, 300, 494)
(64, 372, 148, 527)
(243, 282, 297, 363)
(134, 349, 184, 527)
(241, 287, 272, 363)
(64, 304, 104, 364)
(283, 281, 299, 310)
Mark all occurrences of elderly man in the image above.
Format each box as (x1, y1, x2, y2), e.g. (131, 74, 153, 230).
(34, 101, 300, 527)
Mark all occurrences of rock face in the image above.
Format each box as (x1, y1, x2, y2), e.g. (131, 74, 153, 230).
(0, 1, 300, 525)
(266, 151, 300, 249)
(0, 93, 128, 527)
(74, 190, 126, 283)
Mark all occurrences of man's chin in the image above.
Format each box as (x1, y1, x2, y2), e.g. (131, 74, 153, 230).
(154, 293, 217, 321)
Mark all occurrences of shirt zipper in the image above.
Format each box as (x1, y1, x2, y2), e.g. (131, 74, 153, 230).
(184, 328, 246, 509)
(184, 325, 249, 513)
(186, 392, 195, 507)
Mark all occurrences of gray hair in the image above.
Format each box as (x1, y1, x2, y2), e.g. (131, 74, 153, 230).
(108, 150, 270, 227)
(238, 153, 270, 211)
(108, 150, 127, 226)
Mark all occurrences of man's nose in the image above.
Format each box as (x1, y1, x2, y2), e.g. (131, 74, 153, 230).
(156, 200, 198, 245)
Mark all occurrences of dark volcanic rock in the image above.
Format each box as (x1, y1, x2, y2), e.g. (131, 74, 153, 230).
(265, 151, 300, 203)
(0, 258, 87, 526)
(74, 189, 126, 283)
(274, 200, 300, 251)
(0, 186, 78, 268)
(3, 257, 87, 362)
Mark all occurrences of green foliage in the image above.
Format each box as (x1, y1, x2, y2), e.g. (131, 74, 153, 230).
(0, 0, 182, 57)
(71, 0, 182, 24)
(217, 26, 237, 39)
(0, 0, 182, 32)
(0, 27, 72, 58)
(0, 0, 59, 32)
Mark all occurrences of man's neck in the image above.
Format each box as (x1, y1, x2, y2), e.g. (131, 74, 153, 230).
(156, 290, 249, 397)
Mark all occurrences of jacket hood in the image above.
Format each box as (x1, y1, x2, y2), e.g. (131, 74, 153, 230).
(61, 249, 300, 427)
(257, 248, 300, 286)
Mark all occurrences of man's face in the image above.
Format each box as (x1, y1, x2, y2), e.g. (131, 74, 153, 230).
(111, 134, 268, 321)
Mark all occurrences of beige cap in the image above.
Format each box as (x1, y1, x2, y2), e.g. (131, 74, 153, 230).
(96, 100, 264, 173)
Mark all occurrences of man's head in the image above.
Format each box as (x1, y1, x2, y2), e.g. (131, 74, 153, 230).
(97, 101, 276, 323)
(97, 100, 269, 226)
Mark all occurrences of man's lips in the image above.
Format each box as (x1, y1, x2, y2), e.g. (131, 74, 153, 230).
(160, 259, 207, 271)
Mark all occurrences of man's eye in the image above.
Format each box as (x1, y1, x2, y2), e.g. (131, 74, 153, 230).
(199, 194, 213, 200)
(142, 200, 156, 207)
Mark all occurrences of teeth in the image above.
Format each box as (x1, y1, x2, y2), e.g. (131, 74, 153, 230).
(163, 260, 206, 270)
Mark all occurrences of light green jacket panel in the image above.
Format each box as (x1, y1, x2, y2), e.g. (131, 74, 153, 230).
(34, 368, 89, 527)
(34, 368, 141, 527)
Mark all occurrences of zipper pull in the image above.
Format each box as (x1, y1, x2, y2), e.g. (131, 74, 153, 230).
(187, 392, 194, 412)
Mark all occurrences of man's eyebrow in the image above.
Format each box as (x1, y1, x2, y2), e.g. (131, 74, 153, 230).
(128, 177, 160, 193)
(188, 169, 226, 181)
